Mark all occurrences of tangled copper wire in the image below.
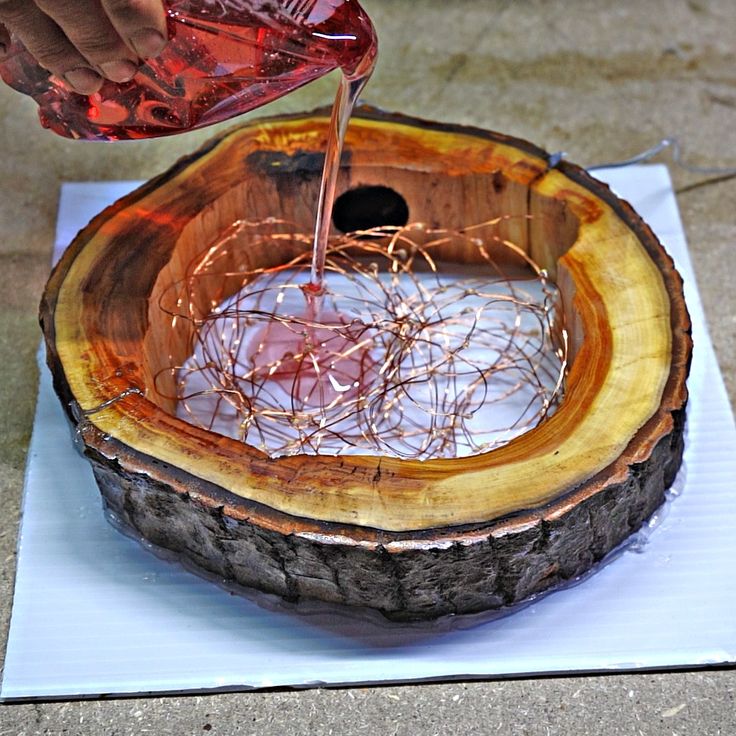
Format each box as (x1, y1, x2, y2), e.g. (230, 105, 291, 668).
(155, 217, 568, 460)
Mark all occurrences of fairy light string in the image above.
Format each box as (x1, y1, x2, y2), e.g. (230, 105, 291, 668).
(153, 215, 569, 460)
(80, 136, 732, 462)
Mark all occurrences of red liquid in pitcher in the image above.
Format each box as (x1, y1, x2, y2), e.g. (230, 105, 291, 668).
(0, 0, 376, 140)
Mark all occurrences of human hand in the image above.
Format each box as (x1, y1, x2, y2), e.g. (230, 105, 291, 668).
(0, 0, 168, 94)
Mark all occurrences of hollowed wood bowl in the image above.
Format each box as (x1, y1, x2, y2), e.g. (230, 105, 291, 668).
(40, 107, 691, 620)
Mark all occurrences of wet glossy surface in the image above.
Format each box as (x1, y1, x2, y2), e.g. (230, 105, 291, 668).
(0, 0, 376, 139)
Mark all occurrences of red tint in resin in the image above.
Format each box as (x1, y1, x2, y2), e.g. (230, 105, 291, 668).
(248, 310, 374, 406)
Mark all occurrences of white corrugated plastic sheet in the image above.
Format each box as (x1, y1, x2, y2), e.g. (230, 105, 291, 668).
(2, 166, 734, 700)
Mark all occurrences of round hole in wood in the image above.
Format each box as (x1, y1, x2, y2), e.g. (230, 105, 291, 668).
(332, 184, 410, 232)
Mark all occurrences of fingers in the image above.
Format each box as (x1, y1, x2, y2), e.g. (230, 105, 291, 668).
(0, 0, 104, 93)
(101, 0, 168, 59)
(39, 0, 169, 72)
(36, 0, 140, 82)
(0, 0, 168, 93)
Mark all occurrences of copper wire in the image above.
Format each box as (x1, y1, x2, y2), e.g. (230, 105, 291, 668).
(154, 217, 569, 460)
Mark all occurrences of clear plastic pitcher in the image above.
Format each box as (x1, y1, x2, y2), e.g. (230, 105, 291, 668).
(0, 0, 376, 140)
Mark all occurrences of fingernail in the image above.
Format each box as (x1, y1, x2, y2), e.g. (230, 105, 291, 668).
(64, 67, 103, 94)
(129, 29, 166, 59)
(99, 60, 138, 83)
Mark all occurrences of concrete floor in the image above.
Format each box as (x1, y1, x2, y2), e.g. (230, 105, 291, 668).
(1, 0, 735, 733)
